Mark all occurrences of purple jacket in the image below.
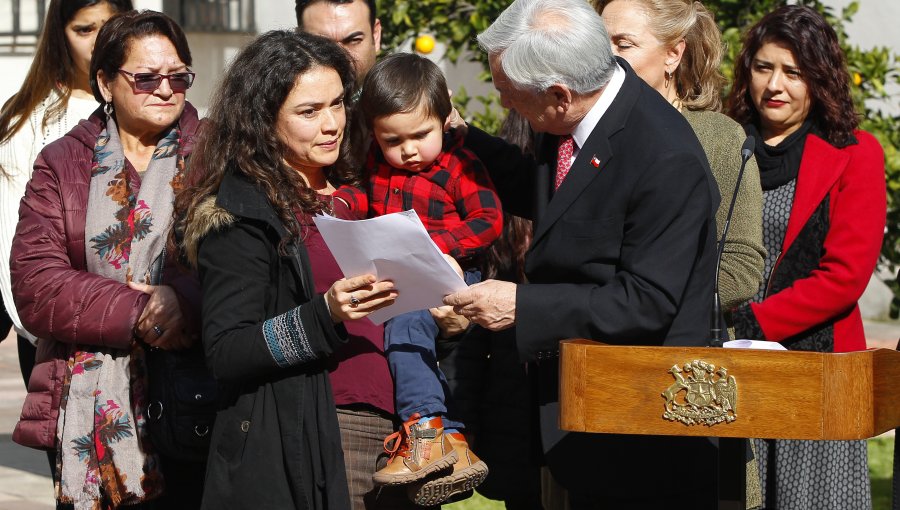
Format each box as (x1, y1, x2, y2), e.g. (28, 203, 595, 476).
(11, 104, 202, 449)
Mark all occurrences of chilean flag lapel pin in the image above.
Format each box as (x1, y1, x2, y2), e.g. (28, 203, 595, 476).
(591, 155, 601, 168)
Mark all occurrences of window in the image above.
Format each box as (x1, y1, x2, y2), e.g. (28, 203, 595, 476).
(0, 0, 46, 55)
(164, 0, 255, 33)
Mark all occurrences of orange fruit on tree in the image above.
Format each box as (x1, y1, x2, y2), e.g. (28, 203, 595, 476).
(415, 34, 436, 54)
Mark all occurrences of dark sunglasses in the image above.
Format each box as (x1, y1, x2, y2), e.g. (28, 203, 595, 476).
(118, 69, 195, 93)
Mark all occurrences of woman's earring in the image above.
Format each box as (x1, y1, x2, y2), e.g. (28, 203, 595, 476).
(664, 70, 672, 90)
(103, 101, 114, 116)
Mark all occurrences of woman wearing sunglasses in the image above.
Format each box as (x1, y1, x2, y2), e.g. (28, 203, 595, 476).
(10, 10, 204, 509)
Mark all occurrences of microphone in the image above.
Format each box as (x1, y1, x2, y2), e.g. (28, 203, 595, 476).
(709, 135, 756, 347)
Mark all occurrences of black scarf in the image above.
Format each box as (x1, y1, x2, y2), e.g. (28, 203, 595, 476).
(745, 120, 815, 190)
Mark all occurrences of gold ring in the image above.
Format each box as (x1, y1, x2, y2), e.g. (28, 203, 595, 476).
(349, 295, 360, 307)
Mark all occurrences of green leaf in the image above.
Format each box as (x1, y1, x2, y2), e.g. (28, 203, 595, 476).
(842, 1, 859, 20)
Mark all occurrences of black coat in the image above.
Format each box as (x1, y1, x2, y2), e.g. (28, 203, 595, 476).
(190, 171, 350, 510)
(464, 59, 721, 505)
(439, 326, 543, 503)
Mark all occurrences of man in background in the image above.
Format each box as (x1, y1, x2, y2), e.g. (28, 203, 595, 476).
(295, 0, 380, 85)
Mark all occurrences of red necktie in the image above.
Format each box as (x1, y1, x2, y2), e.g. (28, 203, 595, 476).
(555, 135, 574, 189)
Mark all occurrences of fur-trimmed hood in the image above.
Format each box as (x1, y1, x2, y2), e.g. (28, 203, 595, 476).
(181, 171, 292, 269)
(182, 195, 234, 268)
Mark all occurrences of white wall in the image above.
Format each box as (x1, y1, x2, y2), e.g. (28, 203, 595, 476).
(133, 0, 163, 10)
(180, 0, 292, 114)
(255, 0, 295, 31)
(822, 0, 900, 319)
(823, 0, 900, 115)
(826, 0, 899, 53)
(0, 57, 35, 105)
(181, 33, 254, 115)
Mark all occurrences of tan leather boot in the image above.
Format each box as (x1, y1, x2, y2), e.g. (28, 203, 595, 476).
(408, 432, 489, 505)
(372, 414, 458, 486)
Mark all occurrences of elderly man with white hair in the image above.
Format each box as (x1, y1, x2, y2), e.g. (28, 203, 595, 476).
(443, 0, 721, 506)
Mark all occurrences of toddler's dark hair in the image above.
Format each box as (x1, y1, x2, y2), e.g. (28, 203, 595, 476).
(360, 52, 452, 126)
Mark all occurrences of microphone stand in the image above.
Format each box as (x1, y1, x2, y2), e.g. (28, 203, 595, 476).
(711, 136, 757, 510)
(709, 136, 756, 347)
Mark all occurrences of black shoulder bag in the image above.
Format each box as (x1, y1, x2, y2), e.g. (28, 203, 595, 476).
(143, 247, 218, 463)
(145, 345, 218, 463)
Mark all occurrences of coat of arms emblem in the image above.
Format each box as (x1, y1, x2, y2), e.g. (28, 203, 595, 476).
(662, 359, 737, 426)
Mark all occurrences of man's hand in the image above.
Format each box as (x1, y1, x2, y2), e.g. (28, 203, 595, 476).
(443, 279, 516, 331)
(444, 90, 468, 136)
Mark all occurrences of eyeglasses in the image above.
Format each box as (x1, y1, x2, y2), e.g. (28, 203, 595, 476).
(118, 69, 195, 93)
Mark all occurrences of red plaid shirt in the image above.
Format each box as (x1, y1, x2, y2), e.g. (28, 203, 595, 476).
(338, 138, 502, 260)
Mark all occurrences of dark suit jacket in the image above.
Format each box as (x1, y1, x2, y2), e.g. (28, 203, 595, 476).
(465, 59, 721, 504)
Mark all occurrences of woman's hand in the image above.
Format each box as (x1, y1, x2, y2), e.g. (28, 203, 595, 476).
(130, 282, 193, 350)
(327, 274, 397, 323)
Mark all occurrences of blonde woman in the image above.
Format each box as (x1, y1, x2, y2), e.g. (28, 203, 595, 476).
(596, 0, 765, 316)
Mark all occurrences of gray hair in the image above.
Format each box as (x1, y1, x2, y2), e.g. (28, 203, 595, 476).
(477, 0, 616, 94)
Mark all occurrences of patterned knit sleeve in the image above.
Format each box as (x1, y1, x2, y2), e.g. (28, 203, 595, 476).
(198, 219, 346, 381)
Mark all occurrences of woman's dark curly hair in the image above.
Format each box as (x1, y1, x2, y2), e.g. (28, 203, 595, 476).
(176, 29, 356, 251)
(726, 5, 858, 146)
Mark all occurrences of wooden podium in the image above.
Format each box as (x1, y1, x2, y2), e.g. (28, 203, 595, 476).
(558, 340, 900, 508)
(559, 340, 900, 439)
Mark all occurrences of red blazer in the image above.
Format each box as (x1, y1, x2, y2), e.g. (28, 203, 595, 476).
(737, 130, 885, 352)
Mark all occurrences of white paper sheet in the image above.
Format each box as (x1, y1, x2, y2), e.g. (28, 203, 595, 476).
(723, 339, 788, 350)
(313, 210, 468, 324)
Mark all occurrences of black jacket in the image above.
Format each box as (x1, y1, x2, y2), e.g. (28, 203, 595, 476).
(439, 326, 544, 503)
(464, 59, 720, 504)
(186, 171, 350, 510)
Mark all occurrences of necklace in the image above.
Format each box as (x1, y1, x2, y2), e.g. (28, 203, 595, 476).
(319, 193, 335, 216)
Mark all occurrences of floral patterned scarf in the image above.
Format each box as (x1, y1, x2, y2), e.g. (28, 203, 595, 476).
(56, 113, 184, 509)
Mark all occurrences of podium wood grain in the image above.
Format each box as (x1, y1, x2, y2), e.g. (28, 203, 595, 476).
(559, 340, 900, 440)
